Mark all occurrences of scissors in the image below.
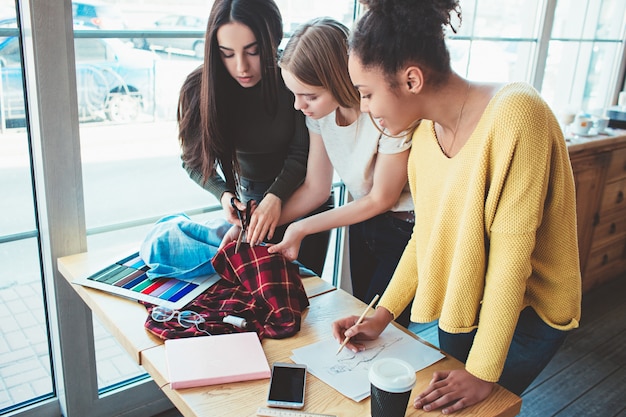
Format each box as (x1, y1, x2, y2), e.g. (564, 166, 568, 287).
(230, 197, 253, 253)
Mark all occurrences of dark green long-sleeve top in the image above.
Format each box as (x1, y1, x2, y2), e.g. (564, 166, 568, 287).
(183, 79, 309, 202)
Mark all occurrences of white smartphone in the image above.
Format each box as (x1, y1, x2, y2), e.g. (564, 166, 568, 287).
(267, 362, 307, 409)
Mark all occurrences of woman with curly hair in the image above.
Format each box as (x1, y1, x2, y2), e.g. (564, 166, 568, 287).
(332, 0, 581, 413)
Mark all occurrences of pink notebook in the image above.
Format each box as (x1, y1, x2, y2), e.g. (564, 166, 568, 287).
(165, 332, 271, 389)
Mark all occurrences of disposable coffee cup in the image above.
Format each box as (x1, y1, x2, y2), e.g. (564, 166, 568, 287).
(369, 358, 416, 417)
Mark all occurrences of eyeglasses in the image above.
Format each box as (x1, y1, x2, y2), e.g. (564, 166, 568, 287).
(151, 306, 212, 336)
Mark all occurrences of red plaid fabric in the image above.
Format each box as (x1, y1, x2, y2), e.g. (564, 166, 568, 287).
(143, 241, 309, 340)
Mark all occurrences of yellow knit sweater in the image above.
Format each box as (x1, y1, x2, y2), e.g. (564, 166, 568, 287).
(379, 82, 581, 383)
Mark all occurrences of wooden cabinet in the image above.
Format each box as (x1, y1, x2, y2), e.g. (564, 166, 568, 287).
(570, 151, 609, 275)
(569, 133, 626, 293)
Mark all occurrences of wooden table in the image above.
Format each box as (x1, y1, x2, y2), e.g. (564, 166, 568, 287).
(56, 246, 336, 364)
(58, 249, 521, 417)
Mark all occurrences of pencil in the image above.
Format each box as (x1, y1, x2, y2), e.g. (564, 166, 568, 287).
(336, 294, 380, 355)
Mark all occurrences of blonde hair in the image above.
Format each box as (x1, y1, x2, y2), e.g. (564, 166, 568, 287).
(279, 17, 359, 110)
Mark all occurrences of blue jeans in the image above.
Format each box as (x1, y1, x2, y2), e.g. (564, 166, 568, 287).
(349, 213, 413, 327)
(239, 177, 334, 276)
(438, 306, 568, 395)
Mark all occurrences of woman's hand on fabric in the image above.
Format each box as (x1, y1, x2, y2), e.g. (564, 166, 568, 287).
(219, 225, 242, 250)
(413, 369, 494, 414)
(221, 192, 241, 225)
(247, 193, 281, 245)
(331, 307, 393, 353)
(266, 222, 305, 262)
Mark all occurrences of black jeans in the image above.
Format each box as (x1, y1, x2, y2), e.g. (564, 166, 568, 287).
(239, 177, 334, 276)
(349, 213, 413, 328)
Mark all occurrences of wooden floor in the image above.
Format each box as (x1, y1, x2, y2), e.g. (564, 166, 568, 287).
(410, 274, 626, 417)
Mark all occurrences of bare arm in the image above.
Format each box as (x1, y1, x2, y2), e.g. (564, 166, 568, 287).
(267, 148, 410, 260)
(280, 132, 334, 224)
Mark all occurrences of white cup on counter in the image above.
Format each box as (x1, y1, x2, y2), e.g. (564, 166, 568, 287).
(559, 111, 576, 129)
(571, 113, 592, 135)
(593, 116, 610, 134)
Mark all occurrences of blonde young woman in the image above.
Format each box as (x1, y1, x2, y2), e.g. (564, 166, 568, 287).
(332, 0, 581, 413)
(263, 17, 414, 326)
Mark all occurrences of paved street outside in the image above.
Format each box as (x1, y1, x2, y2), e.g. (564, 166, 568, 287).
(0, 118, 211, 411)
(0, 280, 144, 410)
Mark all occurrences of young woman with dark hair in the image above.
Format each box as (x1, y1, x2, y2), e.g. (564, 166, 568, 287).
(332, 0, 581, 413)
(265, 17, 414, 327)
(177, 0, 332, 275)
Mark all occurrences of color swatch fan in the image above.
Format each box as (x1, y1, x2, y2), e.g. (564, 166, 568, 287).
(73, 252, 220, 309)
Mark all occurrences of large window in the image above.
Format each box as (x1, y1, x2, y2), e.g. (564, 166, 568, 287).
(0, 5, 54, 414)
(0, 1, 356, 416)
(543, 0, 626, 115)
(0, 1, 625, 417)
(448, 0, 626, 118)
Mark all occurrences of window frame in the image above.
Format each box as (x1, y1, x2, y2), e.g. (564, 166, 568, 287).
(446, 0, 626, 113)
(18, 1, 172, 416)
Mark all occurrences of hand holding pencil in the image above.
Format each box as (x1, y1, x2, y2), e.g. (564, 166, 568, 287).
(335, 294, 381, 355)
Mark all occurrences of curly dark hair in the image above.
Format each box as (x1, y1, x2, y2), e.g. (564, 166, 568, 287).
(351, 0, 461, 87)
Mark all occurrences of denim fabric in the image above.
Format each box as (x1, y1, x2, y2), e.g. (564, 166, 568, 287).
(139, 214, 231, 281)
(238, 177, 334, 276)
(349, 213, 413, 327)
(438, 306, 568, 395)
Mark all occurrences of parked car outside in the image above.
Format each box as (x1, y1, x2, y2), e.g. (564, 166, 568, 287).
(0, 35, 159, 127)
(135, 14, 207, 59)
(72, 0, 126, 30)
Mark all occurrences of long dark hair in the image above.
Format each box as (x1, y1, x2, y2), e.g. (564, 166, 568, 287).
(179, 0, 283, 187)
(351, 0, 461, 87)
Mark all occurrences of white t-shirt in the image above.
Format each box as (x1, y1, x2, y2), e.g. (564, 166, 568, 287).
(306, 111, 414, 212)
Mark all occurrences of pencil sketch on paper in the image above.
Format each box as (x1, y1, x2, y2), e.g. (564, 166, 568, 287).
(291, 324, 445, 402)
(329, 336, 402, 374)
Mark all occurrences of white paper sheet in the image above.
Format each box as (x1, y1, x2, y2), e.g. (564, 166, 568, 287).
(291, 324, 444, 402)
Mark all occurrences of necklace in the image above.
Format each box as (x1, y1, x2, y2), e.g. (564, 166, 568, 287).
(442, 81, 471, 157)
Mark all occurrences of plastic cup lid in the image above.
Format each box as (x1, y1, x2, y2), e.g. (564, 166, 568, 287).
(368, 358, 416, 393)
